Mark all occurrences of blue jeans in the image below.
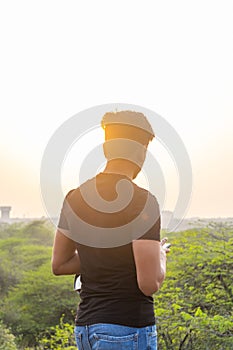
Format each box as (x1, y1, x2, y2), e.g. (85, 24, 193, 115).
(74, 323, 157, 350)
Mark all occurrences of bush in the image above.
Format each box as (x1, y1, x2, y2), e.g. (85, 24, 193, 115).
(0, 321, 17, 350)
(38, 315, 77, 349)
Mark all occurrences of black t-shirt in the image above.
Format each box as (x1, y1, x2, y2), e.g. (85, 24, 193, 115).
(58, 172, 160, 327)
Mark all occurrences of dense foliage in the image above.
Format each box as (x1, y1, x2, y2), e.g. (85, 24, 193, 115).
(0, 221, 78, 349)
(0, 321, 17, 350)
(155, 222, 233, 349)
(0, 220, 232, 349)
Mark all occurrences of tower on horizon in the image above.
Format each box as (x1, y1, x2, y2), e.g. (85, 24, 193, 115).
(0, 206, 11, 221)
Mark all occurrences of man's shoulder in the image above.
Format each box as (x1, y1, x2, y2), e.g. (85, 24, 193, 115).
(133, 183, 159, 203)
(65, 176, 160, 212)
(65, 176, 97, 198)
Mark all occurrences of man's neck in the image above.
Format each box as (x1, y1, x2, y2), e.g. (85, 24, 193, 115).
(103, 160, 138, 180)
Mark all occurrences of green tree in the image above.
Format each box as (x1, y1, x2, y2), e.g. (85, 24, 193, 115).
(1, 262, 78, 348)
(155, 224, 233, 349)
(1, 220, 233, 349)
(0, 237, 51, 296)
(0, 321, 17, 350)
(38, 315, 77, 349)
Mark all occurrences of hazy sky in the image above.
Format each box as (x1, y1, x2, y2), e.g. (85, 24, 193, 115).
(0, 1, 233, 219)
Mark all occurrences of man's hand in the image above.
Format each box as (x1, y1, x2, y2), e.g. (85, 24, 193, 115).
(158, 237, 170, 284)
(160, 237, 171, 254)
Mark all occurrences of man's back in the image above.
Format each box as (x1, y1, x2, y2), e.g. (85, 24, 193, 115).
(59, 172, 160, 327)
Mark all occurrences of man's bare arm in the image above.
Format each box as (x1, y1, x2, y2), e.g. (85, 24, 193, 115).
(132, 239, 167, 296)
(52, 230, 81, 276)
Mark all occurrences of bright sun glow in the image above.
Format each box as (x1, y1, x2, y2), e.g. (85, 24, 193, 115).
(0, 1, 233, 218)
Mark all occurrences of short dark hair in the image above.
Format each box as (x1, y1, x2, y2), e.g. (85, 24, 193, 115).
(101, 110, 155, 145)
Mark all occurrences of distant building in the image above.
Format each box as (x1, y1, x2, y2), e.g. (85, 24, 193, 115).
(0, 206, 48, 224)
(0, 206, 11, 222)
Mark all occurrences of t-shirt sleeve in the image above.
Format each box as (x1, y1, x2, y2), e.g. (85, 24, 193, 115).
(138, 216, 161, 241)
(57, 190, 75, 233)
(57, 204, 69, 231)
(137, 194, 161, 242)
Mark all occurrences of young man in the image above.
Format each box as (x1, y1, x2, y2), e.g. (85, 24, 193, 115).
(52, 110, 169, 350)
